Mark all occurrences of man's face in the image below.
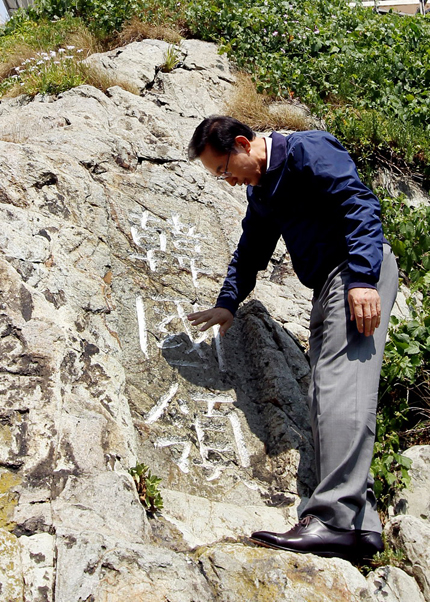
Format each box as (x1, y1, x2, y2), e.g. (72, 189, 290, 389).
(199, 138, 263, 187)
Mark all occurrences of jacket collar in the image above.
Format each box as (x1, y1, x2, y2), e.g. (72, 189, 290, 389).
(265, 131, 288, 174)
(248, 132, 288, 203)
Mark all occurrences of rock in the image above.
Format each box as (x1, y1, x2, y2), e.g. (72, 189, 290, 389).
(20, 533, 55, 602)
(195, 542, 372, 602)
(373, 168, 430, 208)
(54, 530, 213, 602)
(366, 565, 426, 602)
(0, 528, 23, 602)
(385, 515, 430, 600)
(393, 445, 430, 521)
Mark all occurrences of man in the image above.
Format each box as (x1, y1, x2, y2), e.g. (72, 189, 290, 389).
(187, 116, 398, 561)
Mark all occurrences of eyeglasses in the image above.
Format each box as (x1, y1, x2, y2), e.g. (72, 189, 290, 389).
(216, 151, 232, 181)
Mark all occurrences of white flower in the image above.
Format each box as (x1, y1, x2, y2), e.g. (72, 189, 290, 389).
(58, 48, 66, 53)
(14, 66, 21, 72)
(77, 48, 84, 53)
(36, 60, 44, 65)
(65, 56, 74, 60)
(66, 45, 75, 50)
(50, 51, 56, 57)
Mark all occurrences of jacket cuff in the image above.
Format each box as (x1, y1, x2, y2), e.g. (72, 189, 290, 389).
(215, 299, 238, 316)
(347, 282, 377, 291)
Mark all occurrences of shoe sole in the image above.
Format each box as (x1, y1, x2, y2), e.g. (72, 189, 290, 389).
(249, 536, 354, 561)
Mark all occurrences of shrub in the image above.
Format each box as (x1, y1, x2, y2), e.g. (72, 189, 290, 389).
(184, 0, 430, 183)
(372, 193, 430, 517)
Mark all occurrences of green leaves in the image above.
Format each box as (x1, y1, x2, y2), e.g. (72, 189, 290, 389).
(185, 0, 430, 182)
(370, 193, 430, 517)
(129, 462, 164, 514)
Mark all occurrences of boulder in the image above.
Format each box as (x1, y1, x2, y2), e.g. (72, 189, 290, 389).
(393, 445, 430, 522)
(385, 514, 430, 601)
(366, 565, 426, 602)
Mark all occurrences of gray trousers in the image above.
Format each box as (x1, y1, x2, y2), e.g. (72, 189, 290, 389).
(301, 244, 398, 532)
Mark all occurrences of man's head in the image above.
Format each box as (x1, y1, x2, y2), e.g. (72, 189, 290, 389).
(188, 116, 266, 187)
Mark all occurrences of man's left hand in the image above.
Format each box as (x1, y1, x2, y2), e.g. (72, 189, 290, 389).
(348, 288, 381, 337)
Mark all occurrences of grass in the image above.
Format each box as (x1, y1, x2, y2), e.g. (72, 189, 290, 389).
(225, 72, 316, 132)
(0, 5, 186, 99)
(160, 43, 182, 73)
(1, 47, 139, 98)
(359, 544, 409, 575)
(117, 15, 182, 46)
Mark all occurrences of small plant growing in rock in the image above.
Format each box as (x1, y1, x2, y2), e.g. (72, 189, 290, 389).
(359, 544, 408, 575)
(160, 44, 181, 73)
(129, 462, 163, 514)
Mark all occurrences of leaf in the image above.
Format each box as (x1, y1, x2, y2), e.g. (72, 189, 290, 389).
(398, 455, 413, 469)
(391, 239, 406, 257)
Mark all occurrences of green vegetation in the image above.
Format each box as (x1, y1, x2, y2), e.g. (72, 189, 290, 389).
(184, 0, 430, 185)
(160, 43, 181, 73)
(360, 537, 407, 572)
(372, 195, 430, 514)
(129, 463, 164, 514)
(1, 0, 429, 516)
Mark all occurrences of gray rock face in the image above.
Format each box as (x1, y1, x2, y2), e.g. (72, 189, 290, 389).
(0, 37, 425, 601)
(385, 515, 430, 601)
(366, 566, 426, 602)
(393, 445, 430, 522)
(196, 543, 373, 602)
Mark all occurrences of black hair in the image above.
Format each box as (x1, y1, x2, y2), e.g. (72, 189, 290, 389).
(188, 115, 255, 160)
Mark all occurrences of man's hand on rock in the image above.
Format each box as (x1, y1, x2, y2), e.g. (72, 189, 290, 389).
(348, 287, 381, 337)
(187, 307, 234, 337)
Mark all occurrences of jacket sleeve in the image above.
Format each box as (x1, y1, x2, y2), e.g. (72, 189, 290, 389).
(291, 133, 384, 289)
(215, 203, 281, 315)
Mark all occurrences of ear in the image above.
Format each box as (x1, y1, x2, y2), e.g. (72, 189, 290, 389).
(234, 135, 251, 153)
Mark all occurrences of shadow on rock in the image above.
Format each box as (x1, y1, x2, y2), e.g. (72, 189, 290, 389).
(162, 299, 317, 509)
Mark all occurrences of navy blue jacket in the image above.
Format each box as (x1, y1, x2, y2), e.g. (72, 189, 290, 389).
(215, 130, 384, 315)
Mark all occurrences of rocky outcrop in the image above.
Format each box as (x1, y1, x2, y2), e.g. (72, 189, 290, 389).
(0, 37, 429, 601)
(393, 445, 430, 522)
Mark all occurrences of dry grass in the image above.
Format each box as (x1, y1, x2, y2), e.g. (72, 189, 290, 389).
(225, 72, 315, 132)
(62, 28, 101, 57)
(117, 16, 182, 46)
(82, 64, 140, 96)
(0, 43, 39, 80)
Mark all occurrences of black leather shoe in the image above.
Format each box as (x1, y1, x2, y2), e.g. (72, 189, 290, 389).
(250, 516, 357, 560)
(356, 530, 384, 560)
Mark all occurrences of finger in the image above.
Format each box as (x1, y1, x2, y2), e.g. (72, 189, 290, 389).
(188, 314, 209, 326)
(198, 319, 217, 332)
(187, 311, 205, 321)
(219, 318, 233, 337)
(375, 299, 381, 330)
(354, 304, 364, 334)
(348, 295, 355, 322)
(361, 301, 372, 337)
